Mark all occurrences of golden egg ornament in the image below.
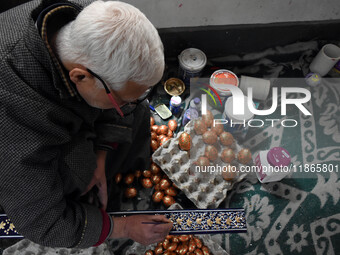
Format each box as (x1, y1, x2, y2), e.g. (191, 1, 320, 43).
(145, 250, 154, 255)
(221, 148, 235, 163)
(211, 124, 224, 136)
(160, 178, 171, 190)
(125, 187, 137, 198)
(150, 116, 155, 126)
(178, 132, 191, 151)
(124, 174, 134, 185)
(194, 119, 207, 135)
(152, 191, 164, 203)
(195, 156, 210, 167)
(142, 178, 153, 188)
(219, 132, 234, 146)
(238, 148, 252, 164)
(151, 139, 159, 152)
(150, 162, 161, 175)
(143, 170, 152, 178)
(222, 164, 236, 181)
(168, 119, 178, 131)
(115, 173, 122, 184)
(163, 195, 175, 207)
(157, 125, 168, 135)
(151, 125, 159, 133)
(134, 170, 142, 178)
(204, 145, 218, 161)
(165, 186, 177, 196)
(202, 130, 218, 145)
(157, 134, 166, 143)
(151, 131, 157, 141)
(152, 174, 162, 184)
(160, 137, 170, 146)
(167, 129, 173, 138)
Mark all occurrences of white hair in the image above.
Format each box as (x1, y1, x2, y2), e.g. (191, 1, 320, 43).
(56, 0, 164, 90)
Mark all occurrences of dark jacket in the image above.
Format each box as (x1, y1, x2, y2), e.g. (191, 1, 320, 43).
(0, 0, 150, 248)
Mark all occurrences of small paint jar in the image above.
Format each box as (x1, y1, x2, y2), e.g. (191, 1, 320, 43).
(255, 147, 291, 183)
(189, 97, 201, 112)
(169, 96, 182, 114)
(209, 69, 239, 109)
(182, 108, 199, 127)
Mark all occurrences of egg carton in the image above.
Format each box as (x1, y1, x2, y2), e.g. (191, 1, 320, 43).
(152, 121, 250, 209)
(125, 204, 229, 255)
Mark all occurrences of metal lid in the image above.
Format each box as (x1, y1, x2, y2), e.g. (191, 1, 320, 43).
(267, 147, 291, 167)
(178, 48, 207, 72)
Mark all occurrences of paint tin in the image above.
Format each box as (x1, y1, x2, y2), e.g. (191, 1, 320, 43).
(178, 48, 207, 86)
(169, 96, 182, 114)
(255, 147, 291, 183)
(222, 95, 254, 138)
(209, 69, 239, 109)
(182, 108, 199, 127)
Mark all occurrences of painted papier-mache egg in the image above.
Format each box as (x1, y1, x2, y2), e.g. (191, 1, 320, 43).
(125, 187, 137, 198)
(194, 118, 207, 135)
(168, 119, 178, 131)
(221, 148, 235, 163)
(210, 123, 224, 136)
(178, 132, 191, 151)
(163, 195, 175, 207)
(238, 148, 252, 164)
(219, 132, 234, 146)
(222, 164, 236, 181)
(202, 130, 218, 145)
(204, 145, 218, 161)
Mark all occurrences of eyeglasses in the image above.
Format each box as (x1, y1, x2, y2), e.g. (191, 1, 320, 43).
(87, 69, 152, 117)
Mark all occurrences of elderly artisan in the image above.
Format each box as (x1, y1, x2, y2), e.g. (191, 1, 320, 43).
(0, 0, 172, 249)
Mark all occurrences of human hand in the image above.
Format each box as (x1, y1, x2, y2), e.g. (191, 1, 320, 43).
(82, 150, 108, 210)
(111, 214, 173, 245)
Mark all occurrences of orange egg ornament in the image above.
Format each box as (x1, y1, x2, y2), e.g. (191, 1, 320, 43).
(157, 125, 168, 135)
(163, 195, 175, 207)
(219, 132, 234, 146)
(150, 116, 155, 126)
(204, 145, 218, 161)
(151, 139, 159, 152)
(151, 125, 159, 133)
(211, 124, 224, 136)
(221, 148, 235, 163)
(238, 148, 252, 164)
(194, 119, 207, 135)
(178, 132, 191, 151)
(168, 119, 178, 131)
(202, 130, 218, 145)
(125, 187, 137, 198)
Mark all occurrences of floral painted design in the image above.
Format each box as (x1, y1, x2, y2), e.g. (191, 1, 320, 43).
(239, 195, 274, 246)
(286, 224, 309, 253)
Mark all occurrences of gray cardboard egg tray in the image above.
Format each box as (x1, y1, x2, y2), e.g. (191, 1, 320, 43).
(152, 120, 250, 209)
(126, 204, 229, 255)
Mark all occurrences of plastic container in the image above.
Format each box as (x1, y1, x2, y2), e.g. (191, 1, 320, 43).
(255, 147, 291, 183)
(209, 69, 239, 109)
